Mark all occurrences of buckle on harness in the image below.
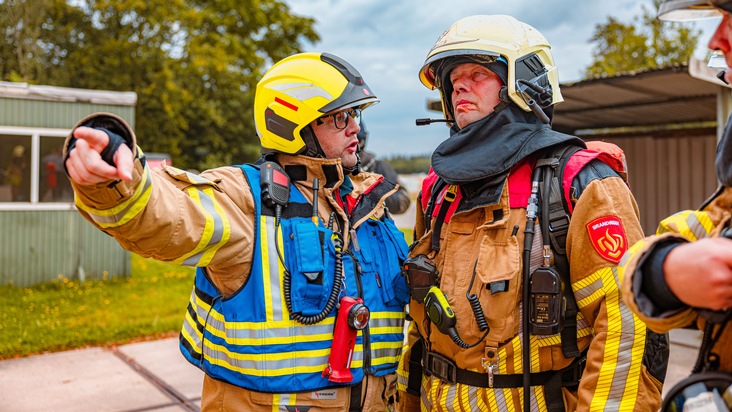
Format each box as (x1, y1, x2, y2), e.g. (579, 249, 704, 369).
(561, 354, 586, 388)
(424, 351, 457, 384)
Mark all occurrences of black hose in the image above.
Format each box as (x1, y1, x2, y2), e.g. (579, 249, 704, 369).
(276, 204, 344, 325)
(521, 168, 543, 412)
(283, 231, 343, 325)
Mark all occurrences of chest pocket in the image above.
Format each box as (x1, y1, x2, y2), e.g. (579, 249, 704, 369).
(474, 233, 522, 343)
(279, 217, 337, 316)
(354, 218, 410, 308)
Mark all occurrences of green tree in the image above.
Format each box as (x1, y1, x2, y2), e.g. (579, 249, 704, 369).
(0, 0, 319, 170)
(584, 0, 701, 78)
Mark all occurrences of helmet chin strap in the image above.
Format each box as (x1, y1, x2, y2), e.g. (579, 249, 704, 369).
(347, 152, 361, 176)
(300, 124, 327, 158)
(492, 86, 510, 113)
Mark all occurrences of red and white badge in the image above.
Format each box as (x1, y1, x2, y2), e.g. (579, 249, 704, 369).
(586, 215, 628, 264)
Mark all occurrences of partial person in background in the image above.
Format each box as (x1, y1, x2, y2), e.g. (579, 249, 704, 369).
(5, 145, 28, 201)
(621, 1, 732, 410)
(357, 120, 412, 214)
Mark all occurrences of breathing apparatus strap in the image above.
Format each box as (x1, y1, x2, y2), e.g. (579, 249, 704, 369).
(538, 145, 583, 359)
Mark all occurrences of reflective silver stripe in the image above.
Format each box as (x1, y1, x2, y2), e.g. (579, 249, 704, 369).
(466, 385, 480, 412)
(270, 82, 333, 102)
(530, 386, 539, 411)
(604, 267, 637, 410)
(81, 168, 153, 226)
(181, 187, 225, 266)
(194, 315, 336, 343)
(574, 278, 602, 302)
(369, 315, 404, 328)
(421, 376, 432, 410)
(200, 342, 331, 372)
(264, 216, 285, 322)
(275, 393, 293, 411)
(494, 387, 509, 412)
(198, 341, 365, 377)
(445, 383, 457, 411)
(397, 372, 409, 389)
(370, 346, 401, 365)
(686, 212, 709, 240)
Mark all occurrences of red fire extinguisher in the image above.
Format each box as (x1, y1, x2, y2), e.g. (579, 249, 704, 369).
(322, 296, 370, 383)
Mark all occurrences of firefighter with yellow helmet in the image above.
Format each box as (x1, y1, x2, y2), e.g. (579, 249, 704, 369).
(395, 15, 667, 411)
(621, 2, 732, 410)
(63, 52, 409, 411)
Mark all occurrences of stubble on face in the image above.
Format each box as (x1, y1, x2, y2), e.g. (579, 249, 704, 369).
(449, 63, 503, 129)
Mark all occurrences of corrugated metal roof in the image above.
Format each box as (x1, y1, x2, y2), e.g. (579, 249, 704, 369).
(0, 82, 137, 106)
(553, 58, 729, 134)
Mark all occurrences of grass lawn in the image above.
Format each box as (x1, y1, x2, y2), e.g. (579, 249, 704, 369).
(0, 254, 195, 360)
(0, 227, 413, 360)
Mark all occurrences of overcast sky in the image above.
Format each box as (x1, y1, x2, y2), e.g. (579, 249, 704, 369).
(284, 0, 719, 158)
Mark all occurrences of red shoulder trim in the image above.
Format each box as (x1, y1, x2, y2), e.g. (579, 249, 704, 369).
(507, 158, 534, 209)
(562, 149, 625, 214)
(420, 168, 438, 211)
(420, 168, 462, 224)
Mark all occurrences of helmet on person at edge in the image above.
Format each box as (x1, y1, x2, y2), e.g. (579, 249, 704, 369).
(657, 0, 732, 21)
(418, 15, 562, 121)
(255, 52, 379, 156)
(357, 119, 369, 152)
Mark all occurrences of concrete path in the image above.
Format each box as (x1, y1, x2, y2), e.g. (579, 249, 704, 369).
(0, 329, 701, 411)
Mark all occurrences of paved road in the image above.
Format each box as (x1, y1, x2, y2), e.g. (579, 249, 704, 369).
(0, 329, 702, 411)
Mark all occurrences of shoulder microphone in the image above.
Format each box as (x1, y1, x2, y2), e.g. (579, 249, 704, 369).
(416, 118, 450, 126)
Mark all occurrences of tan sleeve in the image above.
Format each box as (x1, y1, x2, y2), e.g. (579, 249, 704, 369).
(566, 176, 662, 411)
(620, 188, 732, 333)
(67, 114, 256, 296)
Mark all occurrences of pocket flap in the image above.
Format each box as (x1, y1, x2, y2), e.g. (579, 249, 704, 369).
(476, 235, 520, 284)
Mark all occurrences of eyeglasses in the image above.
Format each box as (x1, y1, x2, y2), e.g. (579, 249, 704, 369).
(316, 108, 361, 130)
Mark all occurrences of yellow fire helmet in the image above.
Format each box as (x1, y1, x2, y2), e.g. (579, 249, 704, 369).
(657, 0, 732, 21)
(419, 15, 562, 122)
(255, 52, 379, 156)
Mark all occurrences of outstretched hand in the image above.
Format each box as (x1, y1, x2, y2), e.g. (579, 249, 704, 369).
(664, 237, 732, 311)
(65, 127, 134, 185)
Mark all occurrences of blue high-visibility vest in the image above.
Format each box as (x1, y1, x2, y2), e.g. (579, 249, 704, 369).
(179, 164, 409, 393)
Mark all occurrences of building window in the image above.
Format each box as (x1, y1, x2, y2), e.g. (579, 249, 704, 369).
(40, 136, 73, 202)
(0, 129, 71, 207)
(0, 135, 31, 202)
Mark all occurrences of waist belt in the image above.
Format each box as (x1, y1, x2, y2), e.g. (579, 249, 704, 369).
(422, 349, 586, 389)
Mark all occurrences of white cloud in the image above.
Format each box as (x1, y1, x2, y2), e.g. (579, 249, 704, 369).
(284, 0, 719, 157)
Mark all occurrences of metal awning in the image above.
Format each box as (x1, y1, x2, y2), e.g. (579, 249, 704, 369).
(552, 58, 731, 135)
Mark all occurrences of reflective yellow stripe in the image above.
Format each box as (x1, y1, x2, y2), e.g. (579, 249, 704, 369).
(75, 166, 153, 228)
(500, 342, 518, 411)
(658, 210, 714, 239)
(173, 186, 230, 266)
(590, 266, 646, 410)
(201, 338, 364, 377)
(260, 215, 275, 321)
(536, 386, 548, 412)
(574, 270, 604, 309)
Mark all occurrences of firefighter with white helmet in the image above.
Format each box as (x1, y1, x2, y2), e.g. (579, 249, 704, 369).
(63, 52, 410, 411)
(396, 15, 667, 411)
(622, 2, 732, 410)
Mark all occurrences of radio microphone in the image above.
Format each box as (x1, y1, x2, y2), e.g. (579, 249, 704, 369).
(416, 118, 450, 126)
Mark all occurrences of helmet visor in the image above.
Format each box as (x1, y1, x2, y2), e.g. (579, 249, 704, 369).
(657, 0, 730, 20)
(423, 49, 501, 87)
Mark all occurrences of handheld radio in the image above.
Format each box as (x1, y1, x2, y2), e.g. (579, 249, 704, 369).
(260, 161, 289, 208)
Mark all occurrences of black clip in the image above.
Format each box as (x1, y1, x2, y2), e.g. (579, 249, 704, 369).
(424, 351, 458, 384)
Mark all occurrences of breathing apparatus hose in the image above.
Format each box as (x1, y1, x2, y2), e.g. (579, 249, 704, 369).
(521, 167, 543, 412)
